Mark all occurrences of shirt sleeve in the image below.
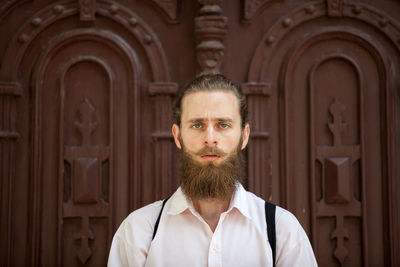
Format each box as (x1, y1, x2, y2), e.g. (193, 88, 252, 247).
(275, 209, 318, 267)
(108, 202, 162, 267)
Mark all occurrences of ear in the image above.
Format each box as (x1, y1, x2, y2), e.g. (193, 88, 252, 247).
(172, 124, 182, 149)
(240, 123, 250, 150)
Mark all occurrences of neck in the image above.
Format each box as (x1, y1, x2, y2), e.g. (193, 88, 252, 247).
(192, 195, 232, 232)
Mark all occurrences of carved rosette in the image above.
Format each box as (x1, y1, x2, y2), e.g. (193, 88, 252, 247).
(195, 0, 227, 74)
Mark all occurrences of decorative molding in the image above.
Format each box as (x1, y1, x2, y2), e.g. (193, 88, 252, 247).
(148, 82, 178, 95)
(243, 0, 279, 22)
(242, 81, 272, 200)
(0, 0, 32, 21)
(250, 131, 270, 139)
(151, 131, 174, 141)
(245, 1, 397, 262)
(149, 82, 178, 199)
(316, 100, 361, 264)
(306, 53, 367, 265)
(195, 0, 227, 74)
(148, 0, 178, 22)
(59, 57, 112, 264)
(0, 0, 171, 82)
(326, 0, 343, 17)
(0, 82, 22, 96)
(242, 82, 272, 96)
(29, 29, 142, 265)
(0, 81, 20, 267)
(247, 1, 400, 82)
(79, 0, 96, 21)
(0, 131, 19, 139)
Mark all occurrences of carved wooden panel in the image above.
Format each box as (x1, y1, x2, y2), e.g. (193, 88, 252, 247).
(33, 32, 133, 266)
(245, 1, 400, 266)
(0, 0, 173, 265)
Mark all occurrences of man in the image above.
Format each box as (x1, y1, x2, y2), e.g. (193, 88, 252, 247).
(108, 74, 318, 266)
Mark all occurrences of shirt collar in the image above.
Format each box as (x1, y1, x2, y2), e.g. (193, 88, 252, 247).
(166, 183, 251, 220)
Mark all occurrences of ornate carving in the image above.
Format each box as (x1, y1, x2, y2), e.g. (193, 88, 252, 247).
(31, 17, 42, 27)
(325, 157, 351, 203)
(243, 0, 277, 22)
(1, 0, 171, 82)
(75, 98, 98, 148)
(149, 0, 178, 22)
(79, 0, 96, 21)
(326, 0, 343, 17)
(148, 82, 179, 95)
(247, 1, 400, 82)
(315, 99, 361, 264)
(313, 82, 363, 266)
(53, 4, 65, 14)
(328, 99, 347, 147)
(4, 2, 174, 264)
(242, 82, 272, 95)
(0, 82, 21, 96)
(0, 0, 30, 20)
(63, 97, 109, 264)
(195, 0, 227, 74)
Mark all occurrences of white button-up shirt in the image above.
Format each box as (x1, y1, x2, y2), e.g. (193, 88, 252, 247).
(108, 184, 317, 267)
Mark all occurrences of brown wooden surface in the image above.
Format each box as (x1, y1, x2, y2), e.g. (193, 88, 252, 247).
(1, 0, 399, 266)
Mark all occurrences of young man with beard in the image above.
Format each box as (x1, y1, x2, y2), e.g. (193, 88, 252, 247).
(108, 74, 318, 267)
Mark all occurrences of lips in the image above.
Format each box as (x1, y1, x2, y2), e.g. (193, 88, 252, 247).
(200, 153, 220, 161)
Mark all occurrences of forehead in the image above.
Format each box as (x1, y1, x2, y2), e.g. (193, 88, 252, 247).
(181, 90, 240, 120)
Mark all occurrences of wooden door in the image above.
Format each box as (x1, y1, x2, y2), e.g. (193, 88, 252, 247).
(1, 0, 399, 266)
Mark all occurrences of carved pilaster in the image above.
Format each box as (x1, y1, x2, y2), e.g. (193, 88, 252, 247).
(242, 82, 272, 200)
(149, 82, 178, 200)
(194, 0, 227, 74)
(0, 82, 21, 267)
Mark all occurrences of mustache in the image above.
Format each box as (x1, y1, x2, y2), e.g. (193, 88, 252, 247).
(194, 146, 228, 157)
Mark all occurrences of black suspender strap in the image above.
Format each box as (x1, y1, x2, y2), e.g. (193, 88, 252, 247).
(265, 201, 277, 267)
(152, 196, 170, 240)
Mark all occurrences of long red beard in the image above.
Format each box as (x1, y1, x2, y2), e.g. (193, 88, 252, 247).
(179, 140, 244, 201)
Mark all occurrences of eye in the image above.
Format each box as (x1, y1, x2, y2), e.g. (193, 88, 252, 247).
(219, 123, 230, 129)
(191, 123, 202, 129)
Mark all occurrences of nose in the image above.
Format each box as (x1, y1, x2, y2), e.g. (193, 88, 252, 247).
(204, 125, 218, 146)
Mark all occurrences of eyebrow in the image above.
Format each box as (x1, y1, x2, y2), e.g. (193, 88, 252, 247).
(187, 118, 234, 123)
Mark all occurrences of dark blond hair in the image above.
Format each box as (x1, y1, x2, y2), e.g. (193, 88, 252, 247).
(173, 74, 249, 128)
